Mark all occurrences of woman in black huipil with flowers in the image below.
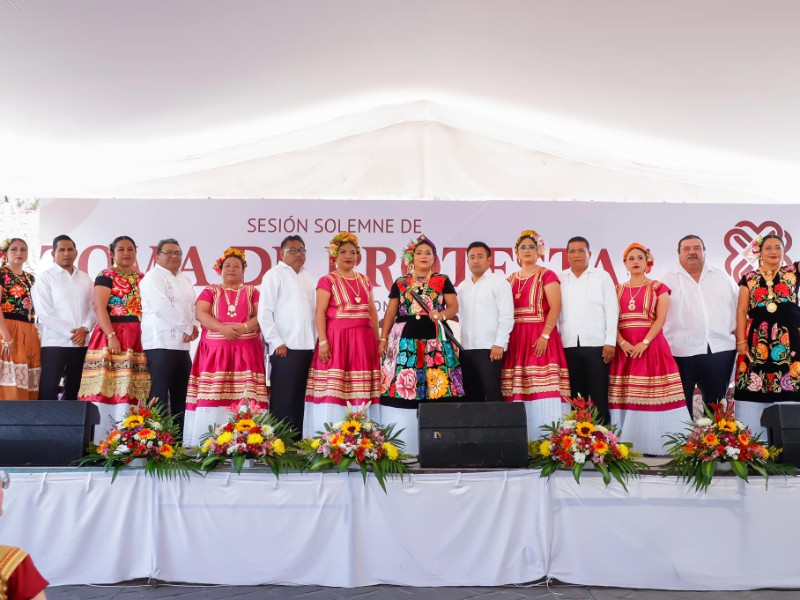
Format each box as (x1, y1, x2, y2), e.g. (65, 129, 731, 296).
(734, 233, 800, 438)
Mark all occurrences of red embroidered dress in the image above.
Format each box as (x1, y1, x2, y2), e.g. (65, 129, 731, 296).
(608, 280, 687, 454)
(303, 272, 381, 437)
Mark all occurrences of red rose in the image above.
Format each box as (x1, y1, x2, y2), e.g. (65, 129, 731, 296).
(112, 275, 132, 296)
(775, 283, 791, 297)
(429, 275, 446, 293)
(753, 288, 768, 302)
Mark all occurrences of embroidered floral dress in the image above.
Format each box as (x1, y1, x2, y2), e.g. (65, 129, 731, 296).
(735, 265, 800, 402)
(78, 268, 150, 443)
(0, 266, 40, 400)
(380, 273, 463, 454)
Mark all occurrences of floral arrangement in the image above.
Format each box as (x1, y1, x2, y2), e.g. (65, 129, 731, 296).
(198, 399, 302, 475)
(326, 231, 360, 261)
(212, 247, 247, 275)
(401, 234, 437, 270)
(529, 396, 646, 491)
(300, 403, 410, 492)
(77, 400, 199, 481)
(662, 400, 795, 491)
(515, 229, 546, 258)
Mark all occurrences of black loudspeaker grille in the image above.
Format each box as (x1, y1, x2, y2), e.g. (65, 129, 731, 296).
(0, 401, 100, 467)
(761, 404, 800, 466)
(418, 402, 528, 468)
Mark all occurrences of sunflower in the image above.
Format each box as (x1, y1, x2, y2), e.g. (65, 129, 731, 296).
(342, 420, 362, 435)
(717, 419, 737, 433)
(575, 422, 595, 437)
(122, 415, 145, 429)
(234, 419, 257, 432)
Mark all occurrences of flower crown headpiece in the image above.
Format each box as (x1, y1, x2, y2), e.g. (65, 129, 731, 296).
(515, 230, 546, 258)
(213, 247, 247, 275)
(623, 243, 654, 273)
(326, 232, 360, 262)
(402, 234, 437, 268)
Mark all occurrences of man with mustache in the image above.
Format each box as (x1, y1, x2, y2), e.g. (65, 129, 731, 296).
(662, 234, 738, 416)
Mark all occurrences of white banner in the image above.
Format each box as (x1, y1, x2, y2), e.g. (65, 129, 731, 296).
(40, 198, 796, 309)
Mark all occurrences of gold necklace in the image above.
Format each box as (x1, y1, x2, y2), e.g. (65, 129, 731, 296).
(337, 270, 363, 303)
(626, 279, 648, 311)
(514, 266, 539, 299)
(222, 284, 244, 317)
(760, 267, 779, 313)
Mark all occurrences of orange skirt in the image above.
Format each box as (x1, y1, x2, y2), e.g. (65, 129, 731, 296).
(0, 319, 41, 400)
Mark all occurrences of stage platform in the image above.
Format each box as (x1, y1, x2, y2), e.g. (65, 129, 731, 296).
(1, 467, 798, 591)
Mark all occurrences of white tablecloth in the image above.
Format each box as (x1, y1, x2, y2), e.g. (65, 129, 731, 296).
(1, 469, 798, 589)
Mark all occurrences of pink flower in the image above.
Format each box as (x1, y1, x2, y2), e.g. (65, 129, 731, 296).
(395, 368, 418, 400)
(747, 373, 763, 392)
(426, 338, 443, 353)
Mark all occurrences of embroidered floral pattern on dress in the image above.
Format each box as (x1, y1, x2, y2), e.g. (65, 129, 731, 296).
(98, 268, 143, 319)
(0, 267, 35, 318)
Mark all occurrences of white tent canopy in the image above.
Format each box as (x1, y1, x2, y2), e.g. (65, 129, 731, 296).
(1, 0, 799, 201)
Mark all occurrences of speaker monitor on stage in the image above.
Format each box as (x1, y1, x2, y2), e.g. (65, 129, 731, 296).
(760, 404, 800, 466)
(0, 401, 100, 467)
(418, 402, 528, 468)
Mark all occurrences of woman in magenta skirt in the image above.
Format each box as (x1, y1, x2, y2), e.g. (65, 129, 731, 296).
(304, 232, 381, 437)
(608, 243, 687, 455)
(183, 247, 269, 445)
(501, 229, 571, 440)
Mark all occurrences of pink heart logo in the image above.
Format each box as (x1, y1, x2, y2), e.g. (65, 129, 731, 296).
(724, 220, 793, 281)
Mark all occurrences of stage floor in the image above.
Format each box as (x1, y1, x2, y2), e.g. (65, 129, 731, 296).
(2, 467, 798, 591)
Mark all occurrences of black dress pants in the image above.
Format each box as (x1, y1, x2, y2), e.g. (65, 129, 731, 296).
(564, 344, 610, 424)
(39, 346, 88, 400)
(269, 348, 314, 436)
(145, 349, 192, 425)
(674, 348, 737, 414)
(460, 349, 504, 402)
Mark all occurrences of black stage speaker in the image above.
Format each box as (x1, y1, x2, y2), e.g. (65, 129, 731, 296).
(418, 402, 528, 468)
(0, 401, 100, 466)
(761, 404, 800, 466)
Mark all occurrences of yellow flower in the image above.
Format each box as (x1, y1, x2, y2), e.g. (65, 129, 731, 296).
(330, 434, 345, 446)
(383, 441, 399, 460)
(247, 433, 264, 445)
(311, 438, 322, 449)
(234, 419, 257, 432)
(718, 420, 737, 433)
(618, 444, 629, 458)
(703, 433, 719, 446)
(591, 440, 609, 455)
(426, 369, 450, 400)
(217, 431, 234, 445)
(575, 422, 595, 437)
(200, 439, 212, 453)
(159, 444, 174, 459)
(359, 438, 373, 449)
(737, 432, 751, 445)
(540, 440, 551, 457)
(561, 436, 575, 450)
(272, 439, 286, 455)
(123, 415, 145, 429)
(341, 420, 362, 435)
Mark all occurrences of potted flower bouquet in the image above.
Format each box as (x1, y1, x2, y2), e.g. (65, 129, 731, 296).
(300, 403, 410, 492)
(77, 400, 199, 481)
(662, 399, 796, 491)
(529, 396, 646, 491)
(199, 399, 302, 475)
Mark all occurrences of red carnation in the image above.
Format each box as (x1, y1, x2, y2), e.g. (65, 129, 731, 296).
(753, 288, 768, 302)
(775, 283, 791, 297)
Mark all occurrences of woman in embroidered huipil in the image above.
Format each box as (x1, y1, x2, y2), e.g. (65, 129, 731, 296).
(379, 234, 463, 454)
(608, 243, 687, 455)
(501, 230, 570, 439)
(79, 236, 150, 442)
(734, 234, 800, 439)
(303, 233, 381, 437)
(183, 247, 268, 446)
(0, 238, 40, 400)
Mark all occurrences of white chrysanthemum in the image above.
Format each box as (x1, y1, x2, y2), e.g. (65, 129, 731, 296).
(562, 420, 576, 429)
(573, 452, 586, 464)
(113, 445, 131, 455)
(725, 446, 741, 458)
(362, 422, 373, 430)
(261, 425, 274, 437)
(735, 420, 745, 429)
(333, 421, 345, 430)
(148, 420, 162, 431)
(696, 418, 712, 427)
